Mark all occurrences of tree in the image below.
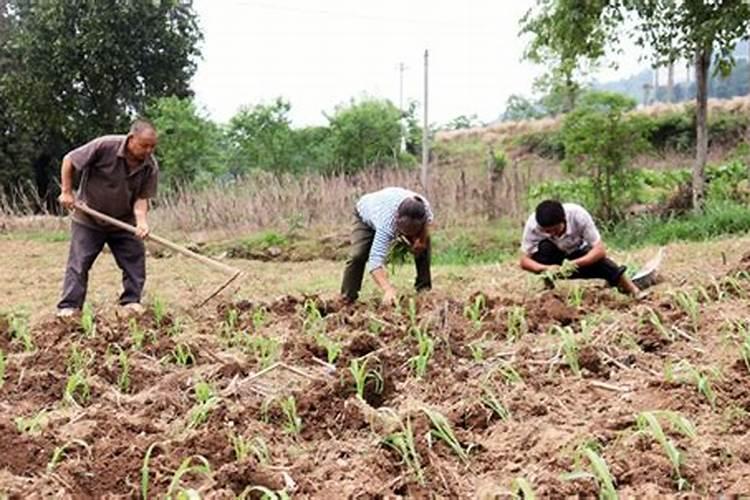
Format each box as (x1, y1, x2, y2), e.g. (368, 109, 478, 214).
(520, 0, 618, 112)
(326, 98, 404, 173)
(0, 0, 202, 202)
(226, 98, 296, 175)
(560, 96, 650, 221)
(501, 94, 545, 121)
(628, 0, 750, 210)
(443, 114, 483, 130)
(145, 97, 224, 187)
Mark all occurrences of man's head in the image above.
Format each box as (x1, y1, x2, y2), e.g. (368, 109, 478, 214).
(396, 196, 428, 238)
(535, 200, 566, 237)
(126, 119, 158, 161)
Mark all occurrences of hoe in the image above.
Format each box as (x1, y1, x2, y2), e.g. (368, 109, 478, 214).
(74, 202, 242, 307)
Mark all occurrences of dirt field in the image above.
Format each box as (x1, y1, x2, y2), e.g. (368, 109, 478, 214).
(2, 234, 750, 498)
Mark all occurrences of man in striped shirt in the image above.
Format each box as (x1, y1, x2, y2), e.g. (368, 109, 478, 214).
(341, 187, 433, 305)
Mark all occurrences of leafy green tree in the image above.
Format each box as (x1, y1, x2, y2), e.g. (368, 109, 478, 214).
(226, 98, 296, 174)
(501, 94, 546, 121)
(560, 96, 651, 222)
(443, 114, 483, 130)
(0, 0, 202, 201)
(145, 97, 224, 187)
(326, 97, 404, 173)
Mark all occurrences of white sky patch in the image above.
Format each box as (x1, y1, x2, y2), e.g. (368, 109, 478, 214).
(191, 0, 656, 127)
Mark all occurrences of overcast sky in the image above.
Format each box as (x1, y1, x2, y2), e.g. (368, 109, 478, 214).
(191, 0, 645, 127)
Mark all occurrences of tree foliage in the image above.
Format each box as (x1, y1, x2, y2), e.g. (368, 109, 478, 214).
(561, 94, 651, 221)
(0, 0, 202, 201)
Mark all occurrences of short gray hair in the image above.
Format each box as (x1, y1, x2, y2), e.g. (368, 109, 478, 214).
(129, 119, 157, 135)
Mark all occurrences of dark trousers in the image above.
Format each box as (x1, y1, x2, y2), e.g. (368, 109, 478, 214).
(340, 215, 431, 301)
(531, 240, 625, 287)
(58, 221, 146, 309)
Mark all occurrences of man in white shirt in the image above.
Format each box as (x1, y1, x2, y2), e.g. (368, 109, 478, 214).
(519, 200, 639, 295)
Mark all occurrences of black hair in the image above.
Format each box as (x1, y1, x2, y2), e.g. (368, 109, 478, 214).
(396, 196, 428, 236)
(129, 118, 157, 135)
(535, 199, 565, 227)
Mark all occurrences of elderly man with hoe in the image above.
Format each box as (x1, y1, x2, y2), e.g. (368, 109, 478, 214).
(340, 187, 433, 306)
(56, 120, 159, 318)
(519, 200, 640, 295)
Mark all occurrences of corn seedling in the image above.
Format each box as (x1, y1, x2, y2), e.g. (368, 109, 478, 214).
(260, 397, 274, 424)
(250, 436, 271, 465)
(672, 290, 700, 335)
(8, 313, 33, 352)
(80, 303, 96, 338)
(635, 411, 694, 489)
(540, 260, 577, 288)
(349, 357, 384, 400)
(117, 349, 131, 393)
(223, 308, 240, 337)
(469, 340, 485, 362)
(464, 294, 486, 330)
(506, 306, 528, 341)
(229, 431, 251, 462)
(129, 318, 149, 349)
(167, 316, 184, 337)
(47, 439, 90, 472)
(187, 380, 219, 429)
(489, 361, 523, 385)
(67, 344, 93, 374)
(481, 385, 511, 421)
(315, 333, 342, 364)
(367, 318, 385, 336)
(644, 307, 673, 341)
(172, 344, 195, 366)
(565, 443, 618, 500)
(141, 442, 161, 500)
(281, 396, 302, 435)
(165, 455, 211, 500)
(409, 328, 434, 378)
(511, 477, 536, 499)
(423, 408, 469, 463)
(552, 326, 581, 376)
(739, 324, 750, 372)
(151, 295, 167, 328)
(15, 410, 48, 435)
(251, 306, 267, 331)
(247, 334, 280, 369)
(302, 299, 325, 336)
(669, 361, 720, 409)
(721, 274, 746, 298)
(567, 284, 585, 308)
(0, 349, 5, 389)
(63, 370, 91, 406)
(382, 419, 424, 484)
(238, 486, 290, 500)
(406, 297, 418, 332)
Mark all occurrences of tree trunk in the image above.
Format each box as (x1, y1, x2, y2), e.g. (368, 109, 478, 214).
(667, 62, 675, 104)
(692, 47, 711, 212)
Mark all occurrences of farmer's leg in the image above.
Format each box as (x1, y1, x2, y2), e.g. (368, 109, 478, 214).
(58, 222, 106, 310)
(414, 236, 432, 292)
(340, 215, 375, 302)
(530, 239, 566, 266)
(107, 230, 146, 305)
(567, 248, 627, 287)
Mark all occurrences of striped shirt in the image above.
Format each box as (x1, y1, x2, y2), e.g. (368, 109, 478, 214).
(356, 187, 434, 271)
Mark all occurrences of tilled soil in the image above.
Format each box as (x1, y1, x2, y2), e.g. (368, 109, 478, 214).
(2, 275, 750, 498)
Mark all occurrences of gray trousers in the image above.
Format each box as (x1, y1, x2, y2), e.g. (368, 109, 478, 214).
(340, 215, 431, 302)
(58, 221, 146, 309)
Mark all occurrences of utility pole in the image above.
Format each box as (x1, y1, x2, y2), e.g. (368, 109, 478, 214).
(421, 49, 429, 194)
(398, 62, 407, 152)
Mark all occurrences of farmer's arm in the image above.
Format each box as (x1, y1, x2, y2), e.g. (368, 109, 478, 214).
(367, 227, 398, 304)
(520, 253, 550, 273)
(133, 198, 150, 239)
(58, 157, 76, 210)
(571, 240, 606, 267)
(371, 267, 398, 304)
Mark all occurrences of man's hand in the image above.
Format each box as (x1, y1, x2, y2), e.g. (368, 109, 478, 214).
(58, 190, 75, 211)
(410, 236, 427, 255)
(135, 221, 149, 239)
(382, 288, 398, 306)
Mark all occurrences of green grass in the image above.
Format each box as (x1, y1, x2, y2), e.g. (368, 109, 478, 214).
(606, 201, 750, 249)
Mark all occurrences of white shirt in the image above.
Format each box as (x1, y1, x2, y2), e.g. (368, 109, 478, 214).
(521, 203, 601, 255)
